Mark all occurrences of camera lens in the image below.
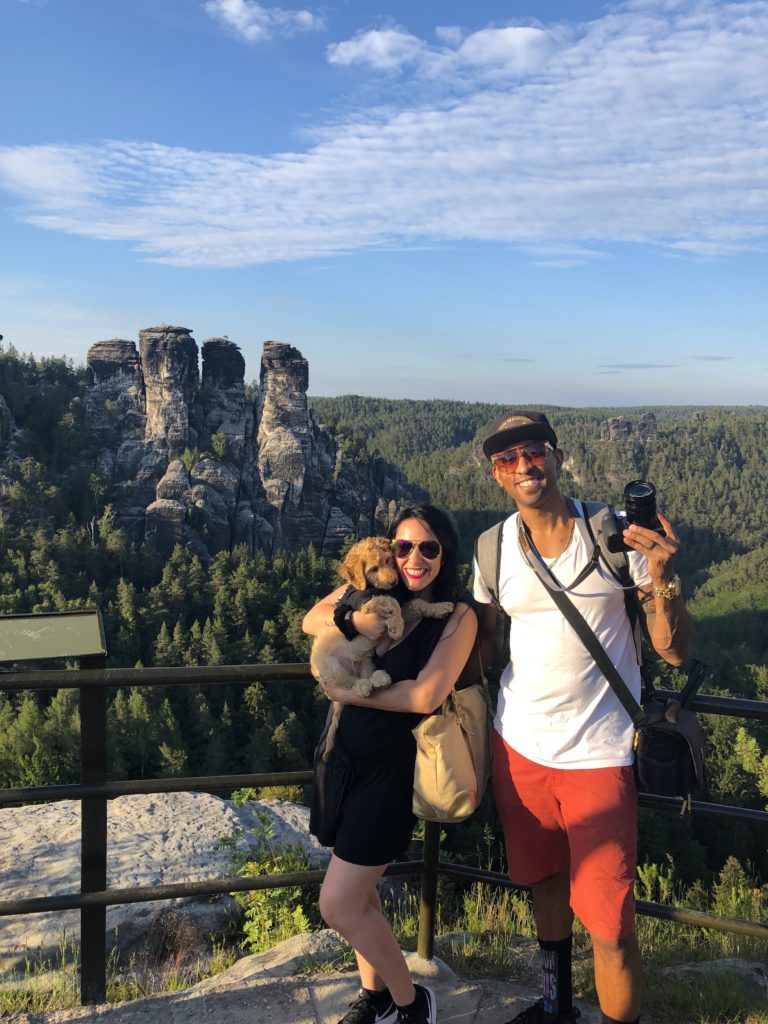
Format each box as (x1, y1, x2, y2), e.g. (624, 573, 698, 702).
(625, 481, 654, 502)
(623, 480, 661, 532)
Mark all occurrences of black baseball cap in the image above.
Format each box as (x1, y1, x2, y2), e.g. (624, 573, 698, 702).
(482, 410, 558, 460)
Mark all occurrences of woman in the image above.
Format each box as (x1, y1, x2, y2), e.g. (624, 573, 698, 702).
(302, 505, 477, 1024)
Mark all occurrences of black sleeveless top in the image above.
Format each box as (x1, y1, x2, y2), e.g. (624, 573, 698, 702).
(335, 615, 447, 758)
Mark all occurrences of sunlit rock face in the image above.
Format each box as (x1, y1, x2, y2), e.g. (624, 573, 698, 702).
(601, 415, 632, 442)
(0, 793, 327, 970)
(139, 325, 199, 454)
(84, 330, 426, 558)
(256, 341, 335, 553)
(85, 338, 146, 445)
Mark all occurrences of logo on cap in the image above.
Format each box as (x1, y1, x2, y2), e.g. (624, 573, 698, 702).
(499, 416, 534, 430)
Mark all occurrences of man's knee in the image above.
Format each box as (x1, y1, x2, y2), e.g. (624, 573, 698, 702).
(591, 931, 639, 967)
(530, 868, 574, 940)
(530, 866, 570, 893)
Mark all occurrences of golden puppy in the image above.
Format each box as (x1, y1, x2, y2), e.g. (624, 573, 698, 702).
(311, 536, 454, 760)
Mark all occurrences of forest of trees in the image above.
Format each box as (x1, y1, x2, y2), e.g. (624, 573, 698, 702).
(1, 342, 766, 884)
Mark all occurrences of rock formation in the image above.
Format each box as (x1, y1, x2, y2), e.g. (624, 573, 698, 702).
(84, 328, 426, 558)
(599, 412, 657, 443)
(139, 326, 199, 454)
(600, 415, 632, 441)
(0, 794, 327, 969)
(200, 338, 247, 462)
(636, 411, 658, 442)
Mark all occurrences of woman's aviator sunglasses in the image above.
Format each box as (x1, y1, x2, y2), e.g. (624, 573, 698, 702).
(391, 539, 442, 560)
(491, 441, 553, 473)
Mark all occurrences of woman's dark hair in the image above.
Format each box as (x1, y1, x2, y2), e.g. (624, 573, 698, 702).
(386, 504, 461, 603)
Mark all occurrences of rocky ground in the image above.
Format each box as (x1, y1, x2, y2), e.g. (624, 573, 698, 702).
(0, 794, 327, 970)
(4, 930, 767, 1023)
(3, 794, 766, 1022)
(0, 931, 607, 1024)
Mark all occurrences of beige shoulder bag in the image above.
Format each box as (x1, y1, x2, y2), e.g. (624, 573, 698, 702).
(412, 648, 492, 823)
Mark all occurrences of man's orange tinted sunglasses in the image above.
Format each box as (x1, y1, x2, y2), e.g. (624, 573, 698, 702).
(491, 442, 553, 473)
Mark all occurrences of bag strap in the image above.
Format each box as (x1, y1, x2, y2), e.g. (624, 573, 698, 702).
(474, 521, 504, 611)
(576, 498, 643, 666)
(679, 658, 710, 708)
(474, 635, 493, 713)
(531, 570, 648, 728)
(452, 638, 493, 716)
(474, 522, 512, 683)
(579, 499, 630, 581)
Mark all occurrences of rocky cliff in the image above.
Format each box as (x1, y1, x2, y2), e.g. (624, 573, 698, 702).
(600, 411, 657, 442)
(85, 327, 426, 558)
(0, 393, 15, 449)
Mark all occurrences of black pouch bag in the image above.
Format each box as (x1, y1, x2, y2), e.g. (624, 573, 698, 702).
(635, 662, 709, 802)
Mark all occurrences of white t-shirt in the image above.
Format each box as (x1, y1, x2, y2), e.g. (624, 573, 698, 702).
(473, 510, 651, 769)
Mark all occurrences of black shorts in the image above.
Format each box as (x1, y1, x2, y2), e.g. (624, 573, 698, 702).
(310, 739, 417, 867)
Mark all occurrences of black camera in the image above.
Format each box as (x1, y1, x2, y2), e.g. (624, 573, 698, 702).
(604, 480, 665, 554)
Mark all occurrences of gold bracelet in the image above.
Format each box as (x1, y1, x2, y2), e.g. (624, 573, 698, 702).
(652, 575, 681, 600)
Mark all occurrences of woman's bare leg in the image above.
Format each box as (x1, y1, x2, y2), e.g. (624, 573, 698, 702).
(354, 887, 386, 990)
(320, 854, 415, 1006)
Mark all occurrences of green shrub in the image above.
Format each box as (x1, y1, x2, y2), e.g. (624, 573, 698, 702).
(223, 810, 321, 954)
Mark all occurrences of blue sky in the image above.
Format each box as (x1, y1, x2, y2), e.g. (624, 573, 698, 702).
(1, 0, 766, 405)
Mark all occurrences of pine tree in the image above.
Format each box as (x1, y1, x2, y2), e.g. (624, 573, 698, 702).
(153, 621, 174, 666)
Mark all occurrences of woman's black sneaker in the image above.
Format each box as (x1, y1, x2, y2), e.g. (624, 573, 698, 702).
(505, 999, 581, 1023)
(395, 984, 436, 1024)
(337, 988, 398, 1024)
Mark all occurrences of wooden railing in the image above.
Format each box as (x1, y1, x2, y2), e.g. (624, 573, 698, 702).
(1, 663, 767, 1005)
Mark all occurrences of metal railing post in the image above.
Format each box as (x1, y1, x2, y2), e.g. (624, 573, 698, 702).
(416, 821, 441, 960)
(79, 653, 107, 1004)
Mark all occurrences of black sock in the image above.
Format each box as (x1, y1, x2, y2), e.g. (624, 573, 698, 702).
(365, 987, 392, 1011)
(538, 935, 573, 1016)
(600, 1015, 639, 1024)
(395, 987, 423, 1013)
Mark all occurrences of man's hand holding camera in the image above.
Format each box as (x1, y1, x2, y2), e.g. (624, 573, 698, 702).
(624, 509, 680, 587)
(631, 509, 691, 664)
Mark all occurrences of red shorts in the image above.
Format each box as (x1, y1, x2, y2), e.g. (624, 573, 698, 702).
(492, 729, 638, 940)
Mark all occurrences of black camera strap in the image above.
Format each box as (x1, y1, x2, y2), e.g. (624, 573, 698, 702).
(529, 568, 648, 728)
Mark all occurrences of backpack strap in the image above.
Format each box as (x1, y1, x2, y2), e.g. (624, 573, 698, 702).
(474, 520, 505, 612)
(579, 499, 631, 581)
(474, 520, 510, 683)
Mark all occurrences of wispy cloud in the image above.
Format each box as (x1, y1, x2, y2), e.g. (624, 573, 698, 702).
(525, 244, 613, 267)
(693, 355, 736, 361)
(599, 363, 679, 369)
(326, 23, 555, 77)
(203, 0, 325, 42)
(325, 23, 561, 78)
(435, 26, 463, 47)
(1, 0, 766, 268)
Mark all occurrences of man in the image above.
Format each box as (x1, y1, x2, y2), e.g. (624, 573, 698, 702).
(473, 411, 693, 1024)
